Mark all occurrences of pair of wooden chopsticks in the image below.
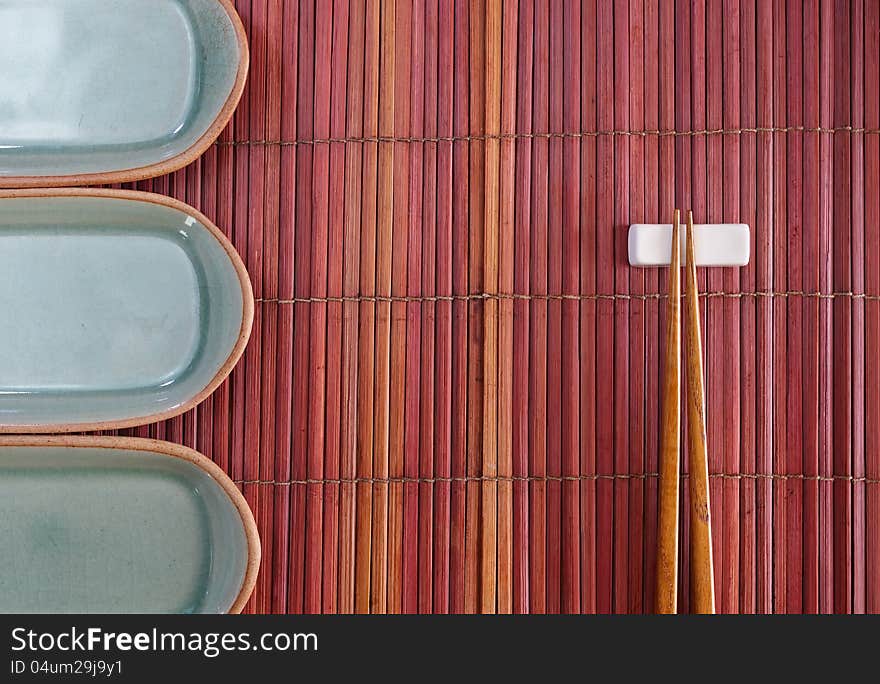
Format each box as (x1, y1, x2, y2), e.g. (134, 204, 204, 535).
(655, 210, 715, 614)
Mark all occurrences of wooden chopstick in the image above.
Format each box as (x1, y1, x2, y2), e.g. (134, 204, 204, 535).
(655, 209, 682, 614)
(684, 210, 716, 614)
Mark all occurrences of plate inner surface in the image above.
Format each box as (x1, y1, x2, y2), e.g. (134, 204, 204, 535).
(0, 450, 212, 613)
(0, 229, 201, 392)
(0, 0, 198, 148)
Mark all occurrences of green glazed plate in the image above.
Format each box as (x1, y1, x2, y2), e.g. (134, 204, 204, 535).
(0, 0, 248, 187)
(0, 437, 259, 614)
(0, 189, 253, 432)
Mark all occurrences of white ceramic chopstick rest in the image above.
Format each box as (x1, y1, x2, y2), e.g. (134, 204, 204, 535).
(628, 223, 750, 267)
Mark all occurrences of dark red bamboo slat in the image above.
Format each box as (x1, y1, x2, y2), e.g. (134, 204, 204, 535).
(594, 0, 613, 615)
(771, 0, 788, 615)
(546, 0, 563, 616)
(802, 0, 821, 614)
(739, 0, 758, 614)
(420, 0, 439, 615)
(833, 0, 853, 615)
(450, 0, 469, 614)
(850, 0, 866, 614)
(579, 0, 597, 615)
(611, 0, 630, 616)
(723, 0, 742, 615)
(561, 0, 581, 615)
(818, 0, 834, 615)
(866, 0, 880, 615)
(755, 0, 774, 615)
(627, 0, 644, 614)
(642, 0, 659, 615)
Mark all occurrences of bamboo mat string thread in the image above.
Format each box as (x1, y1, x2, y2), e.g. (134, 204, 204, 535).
(215, 124, 880, 147)
(253, 290, 880, 304)
(233, 473, 880, 486)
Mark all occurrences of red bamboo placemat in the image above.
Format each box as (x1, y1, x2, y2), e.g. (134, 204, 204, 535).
(111, 0, 879, 613)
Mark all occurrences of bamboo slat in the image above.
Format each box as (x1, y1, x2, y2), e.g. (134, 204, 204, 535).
(865, 0, 880, 614)
(497, 0, 518, 616)
(561, 0, 581, 614)
(482, 0, 501, 614)
(802, 0, 821, 614)
(513, 0, 534, 614)
(722, 0, 742, 615)
(433, 0, 453, 614)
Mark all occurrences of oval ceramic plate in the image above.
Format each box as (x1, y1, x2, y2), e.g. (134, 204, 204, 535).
(0, 436, 259, 614)
(0, 0, 248, 187)
(0, 189, 253, 432)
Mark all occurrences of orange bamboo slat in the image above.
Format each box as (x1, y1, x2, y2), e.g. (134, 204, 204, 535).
(497, 0, 518, 616)
(481, 0, 501, 615)
(466, 0, 485, 614)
